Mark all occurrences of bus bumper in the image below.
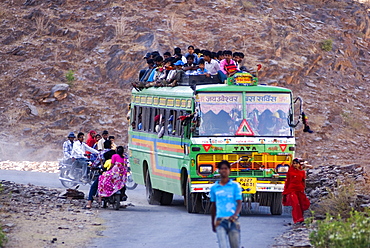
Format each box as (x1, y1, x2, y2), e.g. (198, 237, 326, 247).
(190, 182, 284, 193)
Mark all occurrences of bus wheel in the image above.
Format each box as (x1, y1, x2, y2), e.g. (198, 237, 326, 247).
(185, 182, 201, 213)
(270, 192, 283, 215)
(145, 171, 162, 205)
(160, 192, 173, 205)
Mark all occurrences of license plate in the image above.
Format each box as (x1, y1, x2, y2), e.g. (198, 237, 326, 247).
(236, 177, 257, 194)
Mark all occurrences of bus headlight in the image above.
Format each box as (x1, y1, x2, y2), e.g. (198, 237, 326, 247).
(198, 164, 213, 176)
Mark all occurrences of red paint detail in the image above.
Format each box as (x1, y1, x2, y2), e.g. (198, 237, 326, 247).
(194, 188, 203, 191)
(279, 144, 287, 152)
(235, 119, 254, 136)
(203, 144, 212, 152)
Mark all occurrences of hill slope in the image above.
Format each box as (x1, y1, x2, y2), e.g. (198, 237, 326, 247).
(0, 0, 369, 166)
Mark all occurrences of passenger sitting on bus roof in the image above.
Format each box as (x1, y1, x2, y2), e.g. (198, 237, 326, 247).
(234, 52, 245, 71)
(167, 60, 184, 87)
(150, 51, 160, 60)
(184, 45, 199, 64)
(220, 50, 238, 78)
(146, 56, 164, 83)
(174, 47, 187, 63)
(233, 52, 241, 70)
(154, 58, 175, 87)
(196, 59, 210, 76)
(203, 50, 220, 75)
(163, 51, 171, 60)
(143, 52, 152, 61)
(139, 59, 155, 81)
(183, 54, 198, 75)
(194, 48, 201, 57)
(211, 51, 218, 60)
(164, 61, 177, 85)
(216, 50, 224, 63)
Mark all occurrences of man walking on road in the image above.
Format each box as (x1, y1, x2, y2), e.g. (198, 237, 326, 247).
(210, 160, 242, 248)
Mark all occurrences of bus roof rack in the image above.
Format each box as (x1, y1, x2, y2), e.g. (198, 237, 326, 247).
(179, 72, 258, 86)
(178, 75, 222, 86)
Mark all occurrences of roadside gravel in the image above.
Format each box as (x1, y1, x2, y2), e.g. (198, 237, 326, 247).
(0, 161, 103, 248)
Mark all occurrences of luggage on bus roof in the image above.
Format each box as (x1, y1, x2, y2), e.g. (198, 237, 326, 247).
(178, 74, 222, 86)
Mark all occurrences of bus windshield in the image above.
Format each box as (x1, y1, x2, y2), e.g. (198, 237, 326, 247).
(197, 93, 243, 136)
(196, 92, 292, 137)
(245, 93, 292, 136)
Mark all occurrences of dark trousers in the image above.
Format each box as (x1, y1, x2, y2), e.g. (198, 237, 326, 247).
(88, 177, 99, 201)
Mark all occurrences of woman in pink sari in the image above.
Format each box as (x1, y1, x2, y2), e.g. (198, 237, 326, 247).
(98, 146, 127, 197)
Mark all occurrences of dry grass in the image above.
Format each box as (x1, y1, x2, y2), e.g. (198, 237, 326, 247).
(75, 34, 83, 49)
(240, 0, 254, 9)
(115, 17, 126, 40)
(166, 13, 182, 33)
(312, 179, 367, 219)
(35, 15, 49, 34)
(313, 182, 355, 218)
(54, 46, 59, 64)
(5, 108, 27, 126)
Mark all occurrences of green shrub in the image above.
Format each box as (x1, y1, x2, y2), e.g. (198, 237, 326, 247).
(0, 225, 7, 248)
(65, 70, 75, 85)
(320, 39, 333, 52)
(310, 209, 370, 248)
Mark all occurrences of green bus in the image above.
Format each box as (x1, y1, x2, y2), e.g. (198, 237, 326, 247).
(128, 73, 298, 214)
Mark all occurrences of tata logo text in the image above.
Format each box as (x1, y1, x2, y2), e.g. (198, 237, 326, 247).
(233, 146, 257, 151)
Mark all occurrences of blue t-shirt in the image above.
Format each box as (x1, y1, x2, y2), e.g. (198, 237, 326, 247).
(196, 68, 209, 75)
(210, 180, 242, 218)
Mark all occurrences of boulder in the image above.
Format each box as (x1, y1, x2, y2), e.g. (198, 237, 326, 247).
(51, 84, 69, 101)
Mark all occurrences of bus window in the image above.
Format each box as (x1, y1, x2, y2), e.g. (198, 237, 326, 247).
(197, 93, 242, 136)
(167, 109, 176, 136)
(177, 110, 188, 137)
(148, 107, 154, 132)
(245, 93, 292, 136)
(138, 107, 143, 131)
(143, 107, 149, 131)
(157, 109, 165, 137)
(154, 108, 161, 133)
(131, 105, 136, 130)
(172, 110, 178, 136)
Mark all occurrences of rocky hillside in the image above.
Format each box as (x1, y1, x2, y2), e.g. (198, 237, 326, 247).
(0, 0, 369, 165)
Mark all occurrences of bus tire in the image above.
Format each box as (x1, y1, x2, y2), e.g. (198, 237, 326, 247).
(185, 182, 201, 213)
(270, 192, 283, 215)
(160, 192, 174, 205)
(145, 171, 162, 205)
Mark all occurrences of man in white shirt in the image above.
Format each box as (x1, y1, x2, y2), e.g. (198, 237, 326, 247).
(71, 132, 99, 182)
(97, 130, 109, 151)
(203, 50, 228, 83)
(203, 50, 221, 75)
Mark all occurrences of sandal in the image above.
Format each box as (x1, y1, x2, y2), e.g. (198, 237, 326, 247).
(83, 206, 91, 210)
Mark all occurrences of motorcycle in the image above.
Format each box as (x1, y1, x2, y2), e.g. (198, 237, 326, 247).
(59, 158, 99, 188)
(101, 187, 128, 210)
